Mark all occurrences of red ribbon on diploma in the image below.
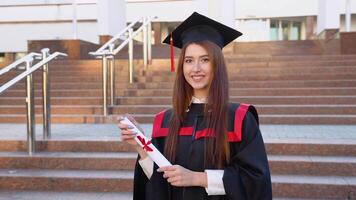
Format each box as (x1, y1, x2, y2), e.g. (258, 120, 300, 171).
(137, 136, 153, 152)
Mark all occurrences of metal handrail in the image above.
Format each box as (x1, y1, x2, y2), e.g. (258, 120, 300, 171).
(0, 52, 42, 76)
(113, 18, 152, 55)
(89, 16, 156, 116)
(93, 18, 141, 54)
(0, 49, 67, 155)
(0, 51, 67, 93)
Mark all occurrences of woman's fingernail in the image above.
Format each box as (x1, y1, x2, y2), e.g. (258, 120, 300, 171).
(128, 125, 134, 129)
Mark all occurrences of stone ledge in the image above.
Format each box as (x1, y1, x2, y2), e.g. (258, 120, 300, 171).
(340, 32, 356, 54)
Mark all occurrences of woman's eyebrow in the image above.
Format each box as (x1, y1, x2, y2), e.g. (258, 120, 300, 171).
(184, 54, 209, 58)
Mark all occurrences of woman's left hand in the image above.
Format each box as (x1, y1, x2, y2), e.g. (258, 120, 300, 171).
(158, 165, 207, 187)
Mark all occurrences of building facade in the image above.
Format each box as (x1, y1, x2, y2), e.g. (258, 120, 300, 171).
(0, 0, 355, 54)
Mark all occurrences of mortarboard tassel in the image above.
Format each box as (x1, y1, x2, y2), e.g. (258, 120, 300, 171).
(170, 34, 175, 72)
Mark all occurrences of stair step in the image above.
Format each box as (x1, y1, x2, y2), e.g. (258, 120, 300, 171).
(136, 73, 356, 82)
(0, 152, 355, 176)
(268, 155, 356, 176)
(0, 190, 133, 200)
(123, 87, 356, 96)
(2, 88, 356, 98)
(272, 175, 356, 199)
(0, 169, 354, 199)
(0, 140, 132, 152)
(0, 105, 104, 115)
(224, 54, 356, 61)
(1, 114, 356, 124)
(0, 169, 133, 192)
(145, 59, 356, 69)
(118, 114, 356, 125)
(0, 97, 103, 105)
(2, 105, 356, 115)
(116, 96, 356, 105)
(0, 139, 354, 156)
(111, 105, 356, 115)
(128, 80, 356, 89)
(146, 65, 356, 75)
(0, 90, 124, 98)
(266, 139, 356, 156)
(0, 151, 137, 170)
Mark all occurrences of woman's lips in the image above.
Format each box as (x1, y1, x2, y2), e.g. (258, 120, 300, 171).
(191, 75, 205, 81)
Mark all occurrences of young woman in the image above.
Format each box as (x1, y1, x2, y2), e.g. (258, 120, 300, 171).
(118, 12, 272, 200)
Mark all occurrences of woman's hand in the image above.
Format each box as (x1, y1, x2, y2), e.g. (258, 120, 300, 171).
(117, 115, 148, 159)
(158, 165, 207, 187)
(117, 115, 139, 146)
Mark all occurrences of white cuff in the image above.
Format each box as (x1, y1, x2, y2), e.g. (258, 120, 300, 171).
(204, 169, 226, 195)
(138, 156, 154, 179)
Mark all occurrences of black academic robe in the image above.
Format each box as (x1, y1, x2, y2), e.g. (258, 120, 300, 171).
(133, 102, 272, 200)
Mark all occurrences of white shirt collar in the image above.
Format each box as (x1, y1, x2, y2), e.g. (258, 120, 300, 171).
(191, 96, 207, 104)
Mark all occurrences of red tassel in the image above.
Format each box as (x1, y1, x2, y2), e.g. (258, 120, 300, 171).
(170, 34, 175, 72)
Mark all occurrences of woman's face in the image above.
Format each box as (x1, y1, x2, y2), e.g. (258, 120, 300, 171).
(183, 43, 213, 98)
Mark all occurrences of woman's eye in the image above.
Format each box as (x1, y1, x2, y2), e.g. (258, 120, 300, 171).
(201, 58, 209, 63)
(185, 59, 192, 63)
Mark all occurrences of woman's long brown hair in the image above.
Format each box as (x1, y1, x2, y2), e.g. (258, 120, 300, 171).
(164, 40, 230, 168)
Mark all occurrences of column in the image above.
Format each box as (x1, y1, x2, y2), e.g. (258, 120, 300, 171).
(346, 0, 351, 32)
(278, 20, 283, 40)
(152, 22, 161, 45)
(195, 0, 235, 27)
(317, 0, 341, 35)
(97, 0, 126, 44)
(305, 16, 315, 39)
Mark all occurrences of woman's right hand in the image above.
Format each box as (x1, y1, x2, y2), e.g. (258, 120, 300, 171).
(117, 115, 140, 147)
(117, 115, 148, 160)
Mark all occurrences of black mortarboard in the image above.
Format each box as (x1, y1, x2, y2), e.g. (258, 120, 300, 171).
(163, 12, 242, 49)
(162, 12, 242, 71)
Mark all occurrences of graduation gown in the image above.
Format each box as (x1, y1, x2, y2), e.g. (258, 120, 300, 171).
(133, 102, 272, 200)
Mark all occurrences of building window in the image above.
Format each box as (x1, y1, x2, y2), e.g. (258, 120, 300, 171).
(0, 53, 4, 62)
(290, 22, 301, 40)
(270, 19, 302, 41)
(270, 20, 279, 41)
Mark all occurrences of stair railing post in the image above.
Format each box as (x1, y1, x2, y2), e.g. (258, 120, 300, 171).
(128, 28, 134, 83)
(25, 57, 36, 155)
(102, 54, 108, 116)
(143, 17, 148, 70)
(147, 17, 152, 64)
(41, 48, 51, 140)
(109, 44, 115, 106)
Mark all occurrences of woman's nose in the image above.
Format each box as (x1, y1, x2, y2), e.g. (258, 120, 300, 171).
(192, 61, 201, 71)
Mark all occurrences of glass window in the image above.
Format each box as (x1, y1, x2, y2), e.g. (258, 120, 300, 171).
(270, 20, 279, 41)
(0, 53, 4, 62)
(270, 19, 302, 41)
(290, 22, 301, 40)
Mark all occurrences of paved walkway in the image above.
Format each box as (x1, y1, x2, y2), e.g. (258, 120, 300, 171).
(0, 123, 356, 143)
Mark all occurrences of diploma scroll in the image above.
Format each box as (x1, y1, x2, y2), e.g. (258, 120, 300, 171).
(121, 117, 172, 167)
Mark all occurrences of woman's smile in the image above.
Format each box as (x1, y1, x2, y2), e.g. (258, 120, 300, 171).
(191, 74, 205, 81)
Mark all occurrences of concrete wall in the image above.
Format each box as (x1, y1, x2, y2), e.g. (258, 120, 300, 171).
(1, 0, 356, 53)
(126, 0, 196, 22)
(235, 0, 356, 19)
(0, 0, 125, 52)
(0, 1, 98, 52)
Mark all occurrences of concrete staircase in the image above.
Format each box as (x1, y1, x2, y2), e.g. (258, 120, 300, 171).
(1, 54, 356, 124)
(121, 54, 356, 124)
(1, 41, 356, 199)
(0, 139, 354, 199)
